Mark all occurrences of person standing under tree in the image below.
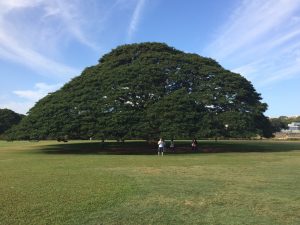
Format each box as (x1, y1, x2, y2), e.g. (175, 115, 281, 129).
(170, 138, 175, 152)
(191, 139, 198, 151)
(158, 138, 165, 156)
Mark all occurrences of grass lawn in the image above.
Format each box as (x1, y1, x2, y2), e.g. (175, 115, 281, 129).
(0, 140, 300, 225)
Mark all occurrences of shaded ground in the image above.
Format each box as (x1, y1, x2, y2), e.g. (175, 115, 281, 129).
(35, 140, 300, 155)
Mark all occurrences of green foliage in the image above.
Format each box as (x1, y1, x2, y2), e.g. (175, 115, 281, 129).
(0, 108, 24, 137)
(8, 42, 271, 140)
(278, 115, 300, 124)
(269, 118, 288, 133)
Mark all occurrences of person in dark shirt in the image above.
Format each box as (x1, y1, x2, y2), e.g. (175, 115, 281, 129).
(170, 138, 175, 152)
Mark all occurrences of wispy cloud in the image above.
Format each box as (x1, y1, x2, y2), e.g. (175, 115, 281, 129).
(0, 82, 62, 114)
(127, 0, 147, 41)
(0, 101, 33, 115)
(0, 0, 103, 78)
(42, 0, 101, 51)
(13, 82, 62, 102)
(0, 0, 146, 78)
(0, 30, 78, 77)
(204, 0, 300, 86)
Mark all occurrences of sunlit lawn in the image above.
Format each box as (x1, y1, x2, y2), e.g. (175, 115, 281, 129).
(0, 140, 300, 225)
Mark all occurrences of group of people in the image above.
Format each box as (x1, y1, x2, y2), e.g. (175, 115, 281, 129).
(157, 138, 198, 156)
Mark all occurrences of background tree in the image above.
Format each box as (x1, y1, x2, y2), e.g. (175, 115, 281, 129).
(269, 117, 289, 132)
(8, 42, 272, 140)
(0, 109, 24, 138)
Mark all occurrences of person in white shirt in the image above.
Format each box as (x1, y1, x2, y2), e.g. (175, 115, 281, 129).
(157, 138, 165, 156)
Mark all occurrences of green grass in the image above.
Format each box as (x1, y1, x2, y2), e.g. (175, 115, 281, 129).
(0, 140, 300, 225)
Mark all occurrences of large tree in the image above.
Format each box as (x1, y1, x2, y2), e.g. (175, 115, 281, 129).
(8, 42, 272, 140)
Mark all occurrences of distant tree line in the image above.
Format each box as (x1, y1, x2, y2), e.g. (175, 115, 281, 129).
(269, 116, 300, 132)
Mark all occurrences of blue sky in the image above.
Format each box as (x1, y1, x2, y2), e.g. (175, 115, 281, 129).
(0, 0, 300, 117)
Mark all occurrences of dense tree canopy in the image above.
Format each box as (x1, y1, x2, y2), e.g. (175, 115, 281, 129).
(0, 109, 24, 136)
(8, 42, 272, 140)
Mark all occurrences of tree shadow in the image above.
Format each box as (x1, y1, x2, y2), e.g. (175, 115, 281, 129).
(37, 141, 157, 155)
(200, 141, 300, 153)
(35, 140, 300, 155)
(36, 141, 205, 155)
